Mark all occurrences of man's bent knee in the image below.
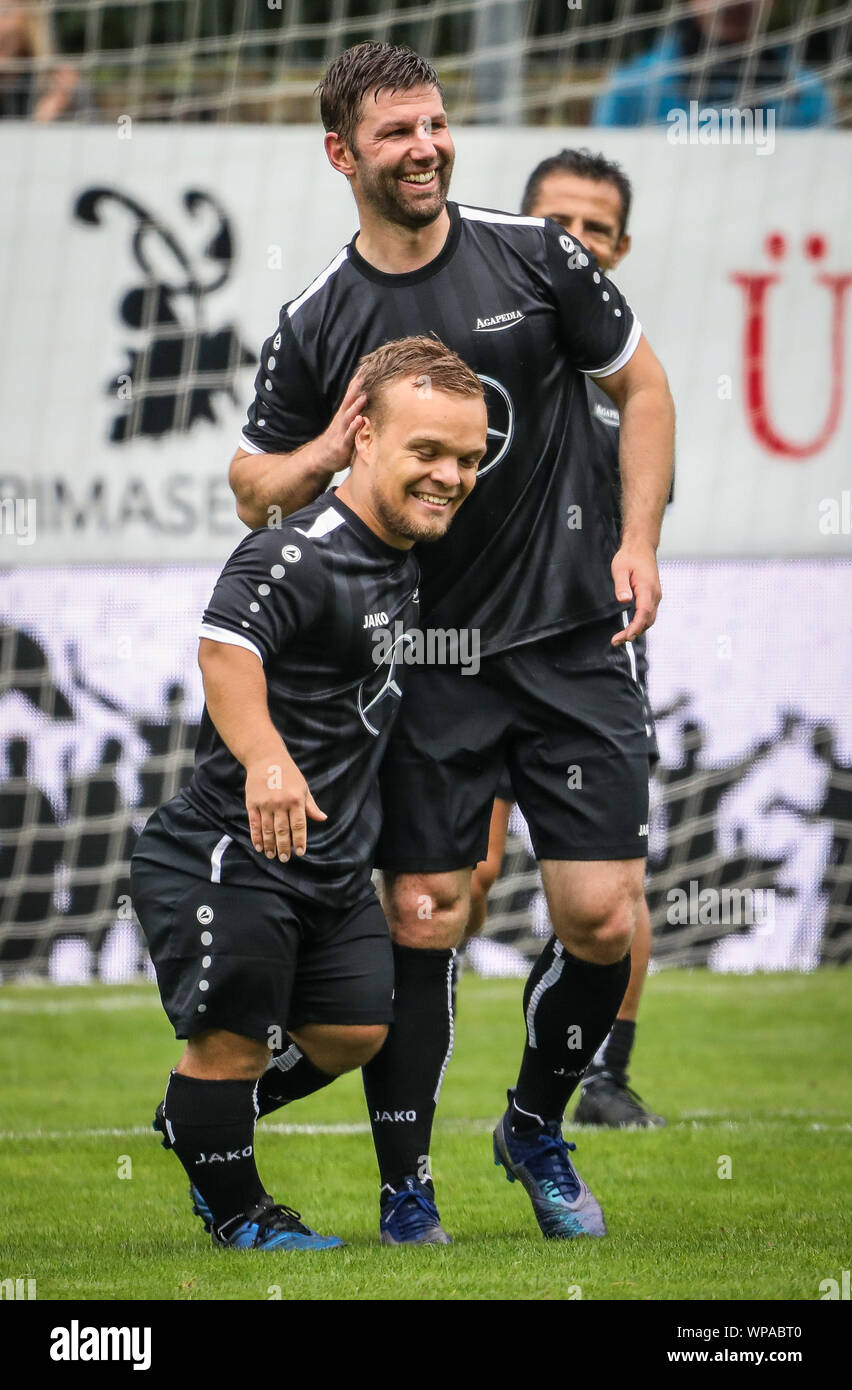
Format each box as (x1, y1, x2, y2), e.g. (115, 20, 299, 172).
(382, 870, 472, 950)
(559, 898, 639, 963)
(586, 901, 637, 963)
(541, 859, 645, 965)
(177, 1028, 270, 1081)
(291, 1022, 388, 1075)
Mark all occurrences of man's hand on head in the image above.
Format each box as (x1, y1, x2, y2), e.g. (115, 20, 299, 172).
(322, 374, 368, 473)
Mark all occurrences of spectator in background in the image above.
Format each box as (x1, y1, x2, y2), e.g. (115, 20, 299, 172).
(0, 0, 84, 120)
(593, 0, 832, 128)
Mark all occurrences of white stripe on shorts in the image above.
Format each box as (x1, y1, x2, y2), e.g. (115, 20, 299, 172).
(210, 834, 232, 884)
(622, 611, 639, 683)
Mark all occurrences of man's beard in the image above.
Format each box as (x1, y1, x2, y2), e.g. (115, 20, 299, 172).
(355, 152, 454, 231)
(371, 483, 454, 543)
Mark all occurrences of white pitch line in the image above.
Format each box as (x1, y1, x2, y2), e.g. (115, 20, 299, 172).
(0, 995, 159, 1015)
(0, 1125, 157, 1142)
(0, 1121, 441, 1142)
(673, 1120, 852, 1133)
(0, 1123, 373, 1142)
(0, 1116, 848, 1144)
(680, 1108, 851, 1122)
(0, 1120, 497, 1143)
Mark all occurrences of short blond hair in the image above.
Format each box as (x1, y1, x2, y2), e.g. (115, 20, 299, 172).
(356, 335, 483, 428)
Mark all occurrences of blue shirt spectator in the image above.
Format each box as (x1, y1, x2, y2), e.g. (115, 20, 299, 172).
(593, 7, 833, 128)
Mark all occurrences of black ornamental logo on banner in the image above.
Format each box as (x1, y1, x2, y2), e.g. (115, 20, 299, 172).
(74, 188, 255, 443)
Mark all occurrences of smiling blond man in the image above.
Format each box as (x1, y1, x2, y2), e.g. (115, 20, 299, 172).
(132, 336, 484, 1252)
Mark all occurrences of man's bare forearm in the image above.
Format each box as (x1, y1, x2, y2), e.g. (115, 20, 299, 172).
(597, 336, 674, 643)
(599, 337, 675, 551)
(230, 375, 368, 529)
(617, 376, 675, 550)
(198, 640, 325, 859)
(229, 444, 336, 531)
(198, 639, 287, 769)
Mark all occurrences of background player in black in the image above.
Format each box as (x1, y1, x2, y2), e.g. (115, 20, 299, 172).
(132, 338, 486, 1251)
(230, 42, 675, 1243)
(466, 149, 667, 1130)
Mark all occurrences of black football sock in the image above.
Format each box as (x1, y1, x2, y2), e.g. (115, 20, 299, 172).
(362, 943, 454, 1194)
(255, 1036, 336, 1117)
(450, 953, 461, 1018)
(601, 1018, 636, 1081)
(583, 1015, 637, 1085)
(161, 1071, 267, 1227)
(511, 938, 631, 1131)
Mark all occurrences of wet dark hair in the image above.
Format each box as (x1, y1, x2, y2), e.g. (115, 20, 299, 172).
(317, 41, 443, 152)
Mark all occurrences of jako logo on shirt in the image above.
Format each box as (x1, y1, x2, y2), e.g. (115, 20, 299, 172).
(362, 611, 389, 629)
(559, 234, 590, 270)
(50, 1321, 152, 1371)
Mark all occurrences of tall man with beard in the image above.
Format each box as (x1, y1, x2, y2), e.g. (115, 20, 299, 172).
(231, 43, 675, 1244)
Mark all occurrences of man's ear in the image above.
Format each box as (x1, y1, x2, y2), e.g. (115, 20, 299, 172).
(325, 131, 356, 178)
(352, 414, 374, 465)
(608, 231, 631, 272)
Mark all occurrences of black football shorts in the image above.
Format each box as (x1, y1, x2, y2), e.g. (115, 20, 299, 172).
(493, 631, 657, 804)
(376, 617, 650, 872)
(131, 793, 393, 1042)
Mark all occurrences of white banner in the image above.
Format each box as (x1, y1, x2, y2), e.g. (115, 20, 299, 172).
(1, 126, 850, 564)
(0, 560, 849, 977)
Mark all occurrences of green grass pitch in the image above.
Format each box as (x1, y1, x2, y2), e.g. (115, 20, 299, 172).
(1, 970, 849, 1302)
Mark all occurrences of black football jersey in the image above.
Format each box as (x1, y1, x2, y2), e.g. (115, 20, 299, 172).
(184, 491, 420, 903)
(239, 202, 641, 657)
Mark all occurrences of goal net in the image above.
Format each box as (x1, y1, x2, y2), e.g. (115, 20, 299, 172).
(7, 0, 851, 127)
